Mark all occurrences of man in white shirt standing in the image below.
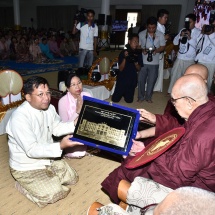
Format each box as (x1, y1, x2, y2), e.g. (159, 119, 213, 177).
(154, 9, 169, 92)
(6, 76, 82, 207)
(138, 16, 166, 103)
(196, 24, 215, 90)
(168, 13, 201, 94)
(73, 9, 98, 68)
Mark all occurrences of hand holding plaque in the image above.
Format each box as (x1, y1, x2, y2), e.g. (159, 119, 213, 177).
(71, 96, 140, 155)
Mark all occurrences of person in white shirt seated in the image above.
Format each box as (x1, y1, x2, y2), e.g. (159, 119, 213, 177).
(168, 13, 201, 94)
(196, 24, 215, 91)
(6, 76, 83, 207)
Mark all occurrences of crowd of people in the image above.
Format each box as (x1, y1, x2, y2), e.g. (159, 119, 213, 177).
(2, 5, 215, 215)
(0, 28, 79, 62)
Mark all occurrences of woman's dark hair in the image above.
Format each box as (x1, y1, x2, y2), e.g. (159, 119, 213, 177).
(146, 16, 157, 26)
(87, 9, 95, 16)
(23, 76, 49, 95)
(65, 73, 81, 88)
(157, 9, 169, 19)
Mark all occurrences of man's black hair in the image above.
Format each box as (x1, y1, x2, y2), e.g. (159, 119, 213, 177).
(128, 33, 139, 41)
(42, 37, 47, 41)
(157, 9, 169, 19)
(186, 13, 197, 22)
(146, 16, 158, 26)
(87, 9, 95, 16)
(23, 76, 49, 95)
(65, 73, 81, 88)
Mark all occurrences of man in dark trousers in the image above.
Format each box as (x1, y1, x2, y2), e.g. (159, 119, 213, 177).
(112, 34, 143, 103)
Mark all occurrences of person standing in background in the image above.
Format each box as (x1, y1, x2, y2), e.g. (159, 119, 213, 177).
(168, 14, 201, 94)
(154, 9, 169, 92)
(72, 10, 98, 68)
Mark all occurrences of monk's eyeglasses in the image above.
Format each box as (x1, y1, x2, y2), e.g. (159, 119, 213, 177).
(141, 203, 158, 215)
(171, 96, 196, 104)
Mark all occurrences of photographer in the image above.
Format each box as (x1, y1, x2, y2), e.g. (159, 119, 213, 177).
(111, 34, 143, 103)
(138, 16, 165, 103)
(196, 23, 215, 90)
(168, 13, 201, 94)
(72, 9, 98, 68)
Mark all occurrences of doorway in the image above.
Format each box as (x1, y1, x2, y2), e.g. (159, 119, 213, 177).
(125, 12, 138, 45)
(115, 9, 141, 47)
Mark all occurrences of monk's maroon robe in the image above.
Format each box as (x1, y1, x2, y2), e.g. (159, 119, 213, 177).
(101, 101, 215, 203)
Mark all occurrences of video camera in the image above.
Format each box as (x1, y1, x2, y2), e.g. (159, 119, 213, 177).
(74, 8, 88, 22)
(125, 44, 142, 63)
(203, 10, 215, 34)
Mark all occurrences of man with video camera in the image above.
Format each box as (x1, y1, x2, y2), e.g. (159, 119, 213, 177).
(72, 9, 98, 68)
(168, 13, 201, 94)
(138, 16, 166, 103)
(195, 13, 215, 91)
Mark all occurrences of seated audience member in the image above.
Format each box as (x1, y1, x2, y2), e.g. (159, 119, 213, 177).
(6, 76, 82, 207)
(101, 74, 215, 204)
(16, 37, 31, 62)
(60, 37, 72, 56)
(168, 13, 201, 94)
(29, 38, 46, 63)
(0, 35, 10, 60)
(111, 34, 142, 103)
(48, 35, 64, 58)
(9, 36, 17, 60)
(88, 187, 215, 215)
(39, 38, 54, 59)
(138, 16, 165, 103)
(58, 74, 91, 158)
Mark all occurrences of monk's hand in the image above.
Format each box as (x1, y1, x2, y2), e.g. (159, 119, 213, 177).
(129, 139, 145, 156)
(76, 96, 83, 115)
(60, 135, 83, 149)
(138, 108, 156, 124)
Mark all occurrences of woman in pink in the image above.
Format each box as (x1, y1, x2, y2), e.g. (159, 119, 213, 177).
(58, 74, 91, 158)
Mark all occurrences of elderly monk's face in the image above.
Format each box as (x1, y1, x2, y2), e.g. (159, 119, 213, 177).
(26, 84, 51, 110)
(171, 91, 190, 120)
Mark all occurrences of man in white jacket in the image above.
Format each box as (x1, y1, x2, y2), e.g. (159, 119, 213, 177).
(6, 76, 82, 207)
(168, 13, 201, 94)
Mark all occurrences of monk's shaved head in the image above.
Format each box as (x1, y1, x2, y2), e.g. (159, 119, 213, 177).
(173, 74, 208, 103)
(172, 74, 208, 119)
(185, 64, 208, 82)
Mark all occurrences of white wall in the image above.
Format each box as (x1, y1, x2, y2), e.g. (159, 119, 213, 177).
(0, 0, 195, 31)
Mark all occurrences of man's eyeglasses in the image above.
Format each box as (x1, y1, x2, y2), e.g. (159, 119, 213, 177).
(171, 96, 196, 104)
(141, 203, 158, 215)
(70, 82, 82, 88)
(31, 91, 52, 98)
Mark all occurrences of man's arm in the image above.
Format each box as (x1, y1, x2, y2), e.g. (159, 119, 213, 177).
(72, 20, 79, 35)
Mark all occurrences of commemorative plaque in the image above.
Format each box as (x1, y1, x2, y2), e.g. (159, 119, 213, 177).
(71, 96, 140, 155)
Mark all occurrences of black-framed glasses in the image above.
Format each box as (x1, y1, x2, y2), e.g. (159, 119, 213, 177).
(171, 96, 196, 104)
(141, 203, 158, 215)
(31, 91, 52, 98)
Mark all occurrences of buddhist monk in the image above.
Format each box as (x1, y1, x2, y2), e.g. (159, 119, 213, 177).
(101, 74, 215, 209)
(130, 63, 210, 155)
